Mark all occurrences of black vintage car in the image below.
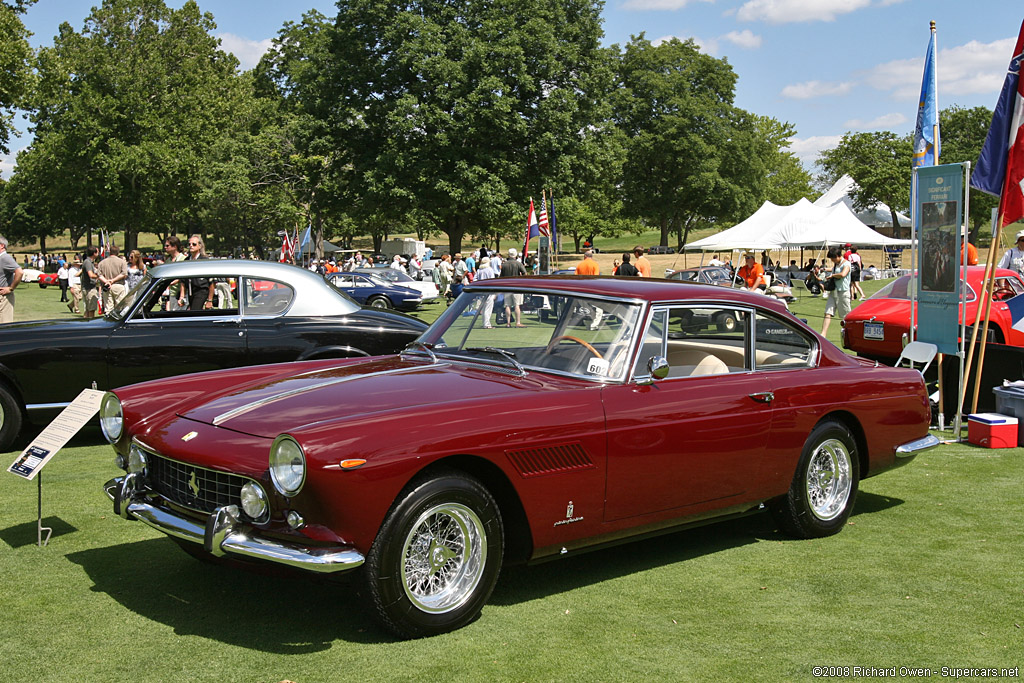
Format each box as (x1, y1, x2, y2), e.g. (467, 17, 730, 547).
(0, 259, 427, 451)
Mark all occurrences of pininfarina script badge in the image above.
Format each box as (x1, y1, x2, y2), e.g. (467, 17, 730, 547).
(181, 431, 198, 442)
(554, 500, 583, 527)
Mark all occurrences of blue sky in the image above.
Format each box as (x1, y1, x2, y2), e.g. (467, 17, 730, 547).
(4, 0, 1022, 178)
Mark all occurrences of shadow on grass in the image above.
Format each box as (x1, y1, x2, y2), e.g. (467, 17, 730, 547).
(64, 491, 905, 647)
(0, 516, 78, 548)
(66, 538, 388, 650)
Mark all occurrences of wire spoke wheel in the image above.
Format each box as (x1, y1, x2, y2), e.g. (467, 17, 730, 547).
(805, 438, 853, 521)
(401, 503, 486, 614)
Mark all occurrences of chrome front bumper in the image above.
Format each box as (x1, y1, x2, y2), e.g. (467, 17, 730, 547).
(895, 434, 941, 458)
(104, 474, 364, 574)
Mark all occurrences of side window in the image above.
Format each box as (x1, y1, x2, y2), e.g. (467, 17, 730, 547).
(993, 277, 1023, 301)
(130, 277, 237, 319)
(754, 312, 814, 369)
(213, 278, 238, 312)
(634, 309, 667, 376)
(244, 278, 294, 316)
(636, 306, 749, 378)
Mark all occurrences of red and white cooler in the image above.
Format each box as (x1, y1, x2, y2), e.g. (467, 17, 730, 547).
(967, 413, 1018, 449)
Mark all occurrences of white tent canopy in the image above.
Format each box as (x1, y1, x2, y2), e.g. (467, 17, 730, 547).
(685, 197, 911, 252)
(813, 174, 910, 228)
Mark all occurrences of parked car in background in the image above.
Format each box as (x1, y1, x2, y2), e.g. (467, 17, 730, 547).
(0, 260, 426, 451)
(327, 271, 424, 310)
(841, 265, 1024, 361)
(666, 266, 733, 286)
(37, 272, 60, 288)
(19, 268, 43, 283)
(103, 277, 934, 638)
(355, 267, 440, 301)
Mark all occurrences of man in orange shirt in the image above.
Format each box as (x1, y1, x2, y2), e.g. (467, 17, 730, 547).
(961, 240, 978, 265)
(633, 246, 651, 278)
(737, 253, 766, 290)
(575, 250, 600, 275)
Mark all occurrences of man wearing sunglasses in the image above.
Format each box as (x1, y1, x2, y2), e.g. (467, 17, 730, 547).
(997, 229, 1024, 278)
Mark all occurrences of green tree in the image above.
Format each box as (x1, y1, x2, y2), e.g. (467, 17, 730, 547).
(0, 0, 35, 155)
(817, 131, 913, 238)
(613, 36, 782, 250)
(324, 0, 611, 254)
(29, 0, 245, 251)
(937, 105, 999, 238)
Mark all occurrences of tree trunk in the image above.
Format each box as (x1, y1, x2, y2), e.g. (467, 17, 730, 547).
(890, 208, 902, 239)
(660, 217, 669, 247)
(446, 215, 465, 256)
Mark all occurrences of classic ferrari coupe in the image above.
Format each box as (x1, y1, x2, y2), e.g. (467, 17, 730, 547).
(102, 277, 937, 638)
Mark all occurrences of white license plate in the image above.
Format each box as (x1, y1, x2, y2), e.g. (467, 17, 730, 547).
(864, 322, 884, 340)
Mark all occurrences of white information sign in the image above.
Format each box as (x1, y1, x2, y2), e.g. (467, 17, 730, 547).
(7, 389, 105, 480)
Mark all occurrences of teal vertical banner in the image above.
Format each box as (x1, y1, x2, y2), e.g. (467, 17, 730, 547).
(915, 164, 964, 355)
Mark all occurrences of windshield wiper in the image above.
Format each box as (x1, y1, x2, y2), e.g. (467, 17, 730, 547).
(465, 346, 526, 376)
(401, 341, 437, 364)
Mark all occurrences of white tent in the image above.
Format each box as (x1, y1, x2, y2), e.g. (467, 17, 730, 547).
(685, 197, 910, 252)
(813, 174, 910, 228)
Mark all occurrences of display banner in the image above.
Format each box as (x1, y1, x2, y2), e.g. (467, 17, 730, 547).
(914, 164, 965, 355)
(538, 237, 551, 274)
(7, 389, 104, 480)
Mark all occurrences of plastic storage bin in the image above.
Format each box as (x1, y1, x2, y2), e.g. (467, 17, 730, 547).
(992, 385, 1024, 446)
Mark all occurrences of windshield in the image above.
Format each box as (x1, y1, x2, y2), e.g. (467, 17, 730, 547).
(870, 273, 975, 303)
(106, 273, 154, 320)
(417, 290, 643, 381)
(705, 268, 732, 285)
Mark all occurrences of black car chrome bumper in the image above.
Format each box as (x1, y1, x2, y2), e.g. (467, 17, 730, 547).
(895, 434, 941, 458)
(104, 474, 364, 574)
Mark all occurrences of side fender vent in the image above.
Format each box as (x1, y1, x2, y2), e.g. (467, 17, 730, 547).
(506, 443, 594, 478)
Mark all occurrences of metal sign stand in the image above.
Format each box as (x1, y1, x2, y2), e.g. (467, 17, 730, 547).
(37, 473, 52, 547)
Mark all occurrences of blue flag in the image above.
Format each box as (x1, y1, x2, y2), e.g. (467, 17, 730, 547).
(912, 26, 940, 167)
(1008, 292, 1024, 333)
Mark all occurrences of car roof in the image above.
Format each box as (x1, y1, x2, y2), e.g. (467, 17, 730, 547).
(148, 259, 360, 316)
(466, 275, 791, 313)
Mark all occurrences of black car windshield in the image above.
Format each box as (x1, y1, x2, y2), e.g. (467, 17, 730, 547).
(106, 273, 154, 321)
(416, 290, 642, 381)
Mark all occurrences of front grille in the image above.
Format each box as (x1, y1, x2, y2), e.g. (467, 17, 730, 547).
(146, 451, 249, 514)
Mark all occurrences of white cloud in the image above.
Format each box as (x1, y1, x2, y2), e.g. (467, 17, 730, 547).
(217, 33, 274, 71)
(737, 0, 871, 24)
(844, 112, 908, 130)
(780, 80, 854, 99)
(789, 135, 842, 165)
(722, 29, 762, 49)
(0, 154, 14, 180)
(865, 36, 1015, 100)
(622, 0, 713, 10)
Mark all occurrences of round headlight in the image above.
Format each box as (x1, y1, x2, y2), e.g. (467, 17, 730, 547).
(269, 435, 306, 496)
(240, 481, 270, 523)
(99, 392, 123, 443)
(127, 444, 147, 474)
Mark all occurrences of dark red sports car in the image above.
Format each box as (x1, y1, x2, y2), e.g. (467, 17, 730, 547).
(103, 277, 936, 638)
(841, 266, 1024, 361)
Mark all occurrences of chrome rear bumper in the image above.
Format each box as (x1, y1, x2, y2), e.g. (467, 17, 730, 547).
(104, 474, 364, 574)
(895, 434, 941, 458)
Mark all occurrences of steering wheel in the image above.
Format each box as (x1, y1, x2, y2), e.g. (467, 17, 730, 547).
(993, 286, 1015, 301)
(546, 335, 603, 358)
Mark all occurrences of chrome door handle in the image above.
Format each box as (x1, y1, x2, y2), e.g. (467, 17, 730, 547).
(749, 391, 774, 403)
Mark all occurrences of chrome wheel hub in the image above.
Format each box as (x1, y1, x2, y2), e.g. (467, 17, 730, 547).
(401, 502, 486, 614)
(806, 438, 852, 521)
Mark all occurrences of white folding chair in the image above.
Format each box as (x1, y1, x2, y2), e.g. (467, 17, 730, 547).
(896, 340, 937, 375)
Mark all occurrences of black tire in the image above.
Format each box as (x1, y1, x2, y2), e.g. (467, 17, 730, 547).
(715, 311, 738, 333)
(770, 420, 859, 539)
(362, 472, 504, 639)
(0, 385, 24, 453)
(38, 283, 48, 289)
(368, 296, 392, 309)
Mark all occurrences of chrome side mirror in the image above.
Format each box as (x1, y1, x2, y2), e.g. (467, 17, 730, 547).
(637, 356, 670, 385)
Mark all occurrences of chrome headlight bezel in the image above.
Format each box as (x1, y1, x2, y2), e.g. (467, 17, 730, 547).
(99, 392, 123, 443)
(240, 481, 270, 524)
(269, 434, 306, 497)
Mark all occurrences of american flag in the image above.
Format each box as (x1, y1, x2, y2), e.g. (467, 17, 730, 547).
(280, 230, 294, 262)
(538, 196, 550, 237)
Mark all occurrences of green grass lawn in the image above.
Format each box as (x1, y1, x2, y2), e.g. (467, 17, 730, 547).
(2, 275, 1021, 682)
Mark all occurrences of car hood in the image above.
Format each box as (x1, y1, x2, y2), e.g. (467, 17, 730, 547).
(175, 355, 568, 438)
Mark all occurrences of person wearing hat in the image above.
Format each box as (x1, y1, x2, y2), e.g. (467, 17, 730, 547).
(737, 253, 767, 291)
(998, 230, 1024, 278)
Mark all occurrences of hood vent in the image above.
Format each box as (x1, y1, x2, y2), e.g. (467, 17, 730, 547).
(506, 443, 594, 478)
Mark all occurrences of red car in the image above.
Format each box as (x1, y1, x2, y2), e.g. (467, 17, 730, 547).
(841, 266, 1024, 361)
(37, 272, 60, 288)
(102, 277, 936, 638)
